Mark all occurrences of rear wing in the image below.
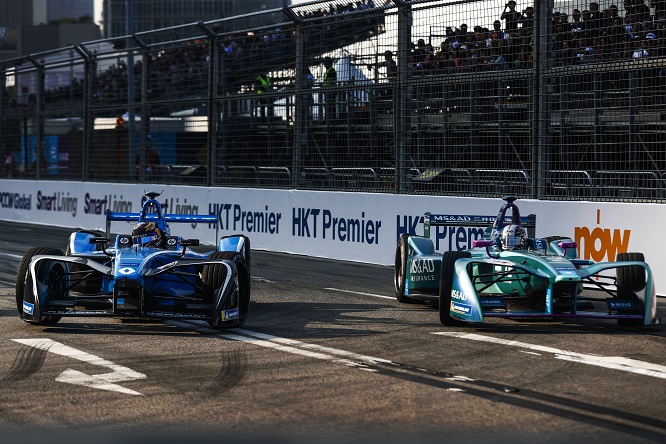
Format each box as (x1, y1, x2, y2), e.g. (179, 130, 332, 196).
(423, 213, 536, 238)
(105, 210, 218, 238)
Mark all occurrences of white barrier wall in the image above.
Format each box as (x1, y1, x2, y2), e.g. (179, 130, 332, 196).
(1, 180, 663, 294)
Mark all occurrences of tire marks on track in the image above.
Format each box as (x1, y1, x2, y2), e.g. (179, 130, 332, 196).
(170, 321, 666, 443)
(207, 348, 247, 397)
(3, 344, 47, 381)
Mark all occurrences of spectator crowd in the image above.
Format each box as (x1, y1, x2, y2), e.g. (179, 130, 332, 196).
(404, 0, 666, 76)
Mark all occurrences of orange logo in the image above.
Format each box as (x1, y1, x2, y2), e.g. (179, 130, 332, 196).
(574, 209, 630, 262)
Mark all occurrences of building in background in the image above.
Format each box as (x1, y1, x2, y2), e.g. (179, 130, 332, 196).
(47, 0, 94, 22)
(102, 0, 289, 38)
(0, 0, 100, 61)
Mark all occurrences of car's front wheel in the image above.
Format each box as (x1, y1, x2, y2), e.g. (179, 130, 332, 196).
(15, 246, 64, 325)
(204, 251, 250, 328)
(394, 234, 416, 304)
(439, 250, 471, 326)
(616, 252, 646, 327)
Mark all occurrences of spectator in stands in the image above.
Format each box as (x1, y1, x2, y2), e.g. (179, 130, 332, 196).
(555, 40, 575, 66)
(501, 1, 522, 34)
(632, 35, 649, 58)
(322, 57, 337, 120)
(487, 45, 508, 70)
(572, 9, 583, 32)
(589, 2, 602, 36)
(303, 67, 315, 119)
(368, 50, 397, 99)
(513, 43, 534, 68)
(434, 44, 455, 74)
(255, 71, 274, 119)
(559, 12, 571, 32)
(491, 20, 505, 40)
(645, 32, 664, 57)
(521, 6, 535, 35)
(2, 144, 14, 178)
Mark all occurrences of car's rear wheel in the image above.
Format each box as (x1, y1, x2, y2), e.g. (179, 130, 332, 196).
(394, 234, 415, 303)
(15, 246, 64, 325)
(204, 251, 250, 328)
(439, 250, 471, 326)
(616, 252, 646, 327)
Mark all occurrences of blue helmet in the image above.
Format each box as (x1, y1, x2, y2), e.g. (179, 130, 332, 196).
(131, 221, 165, 248)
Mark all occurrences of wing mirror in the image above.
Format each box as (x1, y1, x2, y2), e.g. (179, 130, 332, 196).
(473, 239, 498, 258)
(557, 241, 577, 257)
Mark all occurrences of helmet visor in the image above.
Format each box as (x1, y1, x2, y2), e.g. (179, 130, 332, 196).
(133, 234, 157, 245)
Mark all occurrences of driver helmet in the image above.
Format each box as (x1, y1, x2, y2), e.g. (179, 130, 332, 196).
(500, 224, 526, 251)
(131, 221, 165, 248)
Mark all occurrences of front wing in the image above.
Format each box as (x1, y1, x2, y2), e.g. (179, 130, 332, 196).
(21, 254, 244, 325)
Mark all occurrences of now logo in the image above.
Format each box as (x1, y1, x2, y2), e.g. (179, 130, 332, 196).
(574, 210, 631, 262)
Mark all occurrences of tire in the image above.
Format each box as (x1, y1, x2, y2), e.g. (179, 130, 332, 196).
(616, 252, 646, 294)
(15, 246, 64, 325)
(394, 234, 415, 303)
(205, 251, 250, 328)
(65, 230, 103, 294)
(616, 252, 646, 327)
(439, 250, 471, 326)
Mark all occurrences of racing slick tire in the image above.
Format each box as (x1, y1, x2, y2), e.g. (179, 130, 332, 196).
(616, 252, 646, 326)
(394, 234, 416, 304)
(16, 246, 64, 325)
(439, 250, 471, 326)
(65, 230, 104, 294)
(204, 251, 250, 328)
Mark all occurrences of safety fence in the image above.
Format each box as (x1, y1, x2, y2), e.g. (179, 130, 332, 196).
(2, 0, 666, 203)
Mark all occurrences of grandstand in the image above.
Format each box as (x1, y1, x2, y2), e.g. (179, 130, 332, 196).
(1, 0, 666, 203)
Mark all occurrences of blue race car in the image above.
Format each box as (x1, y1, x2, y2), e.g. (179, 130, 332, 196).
(16, 191, 250, 328)
(394, 196, 658, 327)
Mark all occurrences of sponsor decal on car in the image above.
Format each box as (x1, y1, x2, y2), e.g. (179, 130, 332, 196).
(222, 308, 239, 320)
(450, 301, 472, 316)
(532, 239, 547, 250)
(22, 301, 34, 315)
(118, 267, 136, 275)
(451, 289, 470, 301)
(608, 300, 640, 311)
(410, 258, 435, 274)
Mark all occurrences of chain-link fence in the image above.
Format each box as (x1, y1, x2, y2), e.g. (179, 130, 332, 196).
(2, 0, 666, 202)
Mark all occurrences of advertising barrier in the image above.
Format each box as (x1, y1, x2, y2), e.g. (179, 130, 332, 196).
(1, 180, 664, 295)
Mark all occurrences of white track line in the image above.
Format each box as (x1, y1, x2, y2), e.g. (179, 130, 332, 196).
(325, 287, 394, 300)
(433, 332, 666, 380)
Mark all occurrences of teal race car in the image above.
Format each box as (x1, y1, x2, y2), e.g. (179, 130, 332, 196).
(394, 196, 658, 327)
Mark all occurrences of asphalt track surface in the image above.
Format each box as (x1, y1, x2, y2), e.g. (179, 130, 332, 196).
(0, 220, 665, 444)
